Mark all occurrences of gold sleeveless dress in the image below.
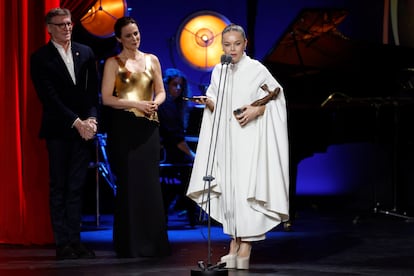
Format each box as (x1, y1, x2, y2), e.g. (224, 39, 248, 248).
(114, 55, 159, 122)
(108, 54, 170, 257)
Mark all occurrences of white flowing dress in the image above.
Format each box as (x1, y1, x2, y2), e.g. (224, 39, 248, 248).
(187, 54, 290, 241)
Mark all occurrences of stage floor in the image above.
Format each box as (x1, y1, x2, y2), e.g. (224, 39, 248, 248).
(1, 205, 414, 276)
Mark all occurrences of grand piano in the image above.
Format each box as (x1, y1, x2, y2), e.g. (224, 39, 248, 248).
(263, 8, 414, 219)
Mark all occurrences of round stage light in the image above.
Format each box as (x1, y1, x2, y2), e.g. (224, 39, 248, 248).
(177, 11, 231, 71)
(80, 0, 128, 38)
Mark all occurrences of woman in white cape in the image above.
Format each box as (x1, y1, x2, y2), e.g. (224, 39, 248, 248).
(187, 23, 289, 270)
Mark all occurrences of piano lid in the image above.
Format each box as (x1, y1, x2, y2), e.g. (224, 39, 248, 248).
(264, 8, 414, 101)
(264, 9, 359, 74)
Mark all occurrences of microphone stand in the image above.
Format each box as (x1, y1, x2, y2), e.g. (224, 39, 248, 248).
(191, 55, 232, 276)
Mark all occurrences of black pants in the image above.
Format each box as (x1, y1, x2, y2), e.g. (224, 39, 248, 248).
(46, 138, 92, 246)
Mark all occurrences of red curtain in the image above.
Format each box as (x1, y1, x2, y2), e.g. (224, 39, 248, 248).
(0, 0, 96, 245)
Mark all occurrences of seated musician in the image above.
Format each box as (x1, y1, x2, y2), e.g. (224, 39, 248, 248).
(158, 68, 197, 227)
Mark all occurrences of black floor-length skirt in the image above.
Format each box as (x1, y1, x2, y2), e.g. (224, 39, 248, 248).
(106, 109, 170, 258)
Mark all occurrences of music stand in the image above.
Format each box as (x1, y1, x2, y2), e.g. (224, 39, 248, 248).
(321, 95, 414, 222)
(89, 133, 117, 227)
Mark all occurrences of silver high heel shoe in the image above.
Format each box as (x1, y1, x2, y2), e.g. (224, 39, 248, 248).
(220, 254, 237, 268)
(236, 255, 250, 270)
(220, 239, 240, 269)
(236, 242, 251, 270)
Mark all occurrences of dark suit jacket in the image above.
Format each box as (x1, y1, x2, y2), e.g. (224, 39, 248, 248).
(30, 41, 99, 139)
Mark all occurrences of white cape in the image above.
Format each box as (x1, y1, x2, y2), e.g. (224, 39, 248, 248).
(187, 55, 289, 238)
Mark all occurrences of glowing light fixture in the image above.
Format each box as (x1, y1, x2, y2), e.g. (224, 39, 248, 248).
(80, 0, 128, 38)
(177, 11, 231, 70)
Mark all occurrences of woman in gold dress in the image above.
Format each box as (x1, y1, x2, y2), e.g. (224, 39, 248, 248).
(101, 16, 170, 258)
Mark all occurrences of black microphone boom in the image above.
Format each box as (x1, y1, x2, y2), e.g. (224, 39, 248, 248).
(220, 54, 232, 65)
(191, 52, 231, 276)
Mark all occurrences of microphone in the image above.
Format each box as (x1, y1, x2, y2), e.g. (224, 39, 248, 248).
(220, 54, 232, 65)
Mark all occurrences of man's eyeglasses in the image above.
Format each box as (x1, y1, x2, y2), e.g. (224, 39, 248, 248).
(49, 22, 73, 29)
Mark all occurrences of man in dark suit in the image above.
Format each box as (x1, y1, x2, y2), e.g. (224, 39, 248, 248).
(30, 8, 98, 260)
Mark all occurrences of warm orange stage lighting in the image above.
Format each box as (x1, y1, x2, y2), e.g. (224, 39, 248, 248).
(81, 0, 128, 38)
(177, 12, 230, 70)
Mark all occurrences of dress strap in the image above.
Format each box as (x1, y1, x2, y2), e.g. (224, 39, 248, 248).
(114, 56, 125, 68)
